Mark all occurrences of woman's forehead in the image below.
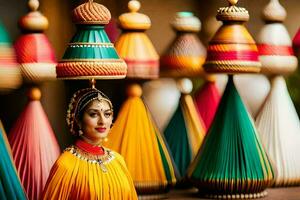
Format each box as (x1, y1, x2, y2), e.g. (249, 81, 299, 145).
(86, 100, 111, 110)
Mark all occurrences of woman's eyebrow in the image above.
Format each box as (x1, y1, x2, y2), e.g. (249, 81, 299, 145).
(87, 108, 100, 112)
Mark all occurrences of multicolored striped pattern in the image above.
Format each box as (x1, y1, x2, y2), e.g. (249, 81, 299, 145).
(160, 33, 206, 77)
(57, 25, 127, 79)
(14, 33, 57, 81)
(257, 24, 297, 75)
(204, 24, 261, 73)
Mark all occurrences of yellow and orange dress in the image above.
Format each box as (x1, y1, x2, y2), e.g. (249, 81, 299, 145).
(42, 140, 138, 200)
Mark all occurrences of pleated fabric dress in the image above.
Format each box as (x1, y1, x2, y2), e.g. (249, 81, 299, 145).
(42, 140, 138, 200)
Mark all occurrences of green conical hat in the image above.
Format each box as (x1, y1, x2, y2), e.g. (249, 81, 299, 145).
(188, 76, 273, 198)
(56, 0, 127, 79)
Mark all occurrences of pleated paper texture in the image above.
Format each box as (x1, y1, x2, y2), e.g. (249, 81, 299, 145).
(9, 94, 60, 200)
(106, 84, 177, 196)
(256, 76, 300, 186)
(0, 120, 27, 199)
(164, 92, 206, 181)
(42, 146, 137, 199)
(194, 81, 220, 130)
(188, 77, 273, 198)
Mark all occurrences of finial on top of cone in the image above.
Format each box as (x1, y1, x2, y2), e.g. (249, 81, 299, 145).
(177, 78, 193, 94)
(118, 0, 151, 30)
(262, 0, 286, 22)
(19, 0, 49, 32)
(171, 12, 201, 32)
(127, 84, 142, 97)
(216, 0, 249, 22)
(27, 87, 41, 100)
(72, 0, 111, 25)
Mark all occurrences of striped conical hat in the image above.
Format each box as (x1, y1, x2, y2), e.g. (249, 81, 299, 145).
(257, 0, 297, 75)
(160, 12, 206, 77)
(14, 0, 57, 82)
(56, 0, 127, 79)
(115, 0, 159, 79)
(204, 0, 261, 74)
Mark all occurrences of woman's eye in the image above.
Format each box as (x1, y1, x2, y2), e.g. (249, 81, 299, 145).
(104, 112, 112, 118)
(89, 112, 98, 117)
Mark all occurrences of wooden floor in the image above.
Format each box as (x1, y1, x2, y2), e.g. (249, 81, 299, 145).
(155, 187, 300, 199)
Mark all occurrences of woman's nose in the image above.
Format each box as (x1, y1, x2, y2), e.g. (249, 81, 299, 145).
(97, 114, 104, 124)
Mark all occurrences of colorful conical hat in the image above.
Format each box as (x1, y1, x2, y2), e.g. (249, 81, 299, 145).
(0, 21, 22, 91)
(188, 0, 273, 198)
(106, 84, 177, 197)
(257, 0, 297, 75)
(56, 0, 127, 79)
(204, 0, 261, 73)
(256, 76, 300, 186)
(188, 77, 273, 198)
(9, 87, 60, 200)
(115, 0, 159, 79)
(256, 0, 300, 187)
(0, 120, 27, 199)
(164, 78, 206, 181)
(160, 12, 206, 77)
(194, 76, 221, 130)
(14, 0, 57, 82)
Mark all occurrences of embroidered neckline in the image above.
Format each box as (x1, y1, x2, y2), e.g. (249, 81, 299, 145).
(65, 145, 115, 172)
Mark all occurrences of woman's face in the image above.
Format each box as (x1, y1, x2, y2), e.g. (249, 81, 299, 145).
(79, 99, 113, 144)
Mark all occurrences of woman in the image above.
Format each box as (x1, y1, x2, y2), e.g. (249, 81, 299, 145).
(42, 88, 138, 200)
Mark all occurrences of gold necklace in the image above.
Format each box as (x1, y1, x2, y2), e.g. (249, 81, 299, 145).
(65, 145, 115, 172)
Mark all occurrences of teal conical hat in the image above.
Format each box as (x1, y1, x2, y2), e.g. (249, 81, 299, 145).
(56, 0, 127, 79)
(0, 121, 27, 199)
(188, 76, 273, 198)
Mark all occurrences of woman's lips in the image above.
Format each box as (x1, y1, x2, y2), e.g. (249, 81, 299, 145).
(96, 127, 106, 133)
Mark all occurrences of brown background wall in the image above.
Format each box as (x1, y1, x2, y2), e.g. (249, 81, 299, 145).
(1, 0, 300, 148)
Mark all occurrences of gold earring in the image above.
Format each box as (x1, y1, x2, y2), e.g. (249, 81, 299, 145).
(78, 129, 83, 136)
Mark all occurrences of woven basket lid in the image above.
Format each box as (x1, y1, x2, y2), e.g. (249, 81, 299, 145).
(56, 0, 127, 80)
(118, 0, 151, 30)
(15, 0, 57, 82)
(115, 0, 158, 79)
(257, 0, 297, 75)
(204, 0, 261, 74)
(0, 21, 22, 91)
(160, 12, 206, 78)
(72, 0, 111, 25)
